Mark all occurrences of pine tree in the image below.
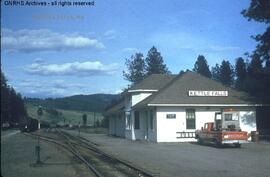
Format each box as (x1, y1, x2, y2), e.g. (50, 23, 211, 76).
(82, 113, 87, 126)
(247, 54, 263, 76)
(1, 71, 10, 124)
(193, 55, 212, 78)
(245, 54, 265, 97)
(1, 71, 27, 126)
(219, 60, 234, 86)
(123, 53, 146, 84)
(145, 46, 170, 75)
(242, 0, 270, 62)
(241, 0, 270, 103)
(211, 64, 221, 81)
(235, 57, 247, 90)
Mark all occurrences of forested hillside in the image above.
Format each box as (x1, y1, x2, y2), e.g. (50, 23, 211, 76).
(25, 94, 120, 113)
(1, 71, 27, 126)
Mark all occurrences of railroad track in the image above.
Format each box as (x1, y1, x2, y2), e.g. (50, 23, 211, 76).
(25, 129, 157, 177)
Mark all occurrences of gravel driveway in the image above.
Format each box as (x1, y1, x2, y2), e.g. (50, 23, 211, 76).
(67, 131, 270, 177)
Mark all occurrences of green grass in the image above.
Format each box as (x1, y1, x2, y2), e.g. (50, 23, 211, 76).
(25, 103, 104, 126)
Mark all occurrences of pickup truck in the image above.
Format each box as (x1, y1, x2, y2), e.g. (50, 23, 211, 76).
(195, 109, 248, 148)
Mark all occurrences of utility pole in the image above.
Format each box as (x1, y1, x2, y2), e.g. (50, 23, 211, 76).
(35, 136, 41, 165)
(78, 122, 81, 136)
(37, 106, 43, 129)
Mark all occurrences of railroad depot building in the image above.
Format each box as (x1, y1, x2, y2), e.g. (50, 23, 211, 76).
(105, 71, 259, 142)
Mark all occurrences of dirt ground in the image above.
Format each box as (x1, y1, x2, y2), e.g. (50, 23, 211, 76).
(3, 129, 270, 177)
(66, 130, 270, 177)
(1, 129, 92, 177)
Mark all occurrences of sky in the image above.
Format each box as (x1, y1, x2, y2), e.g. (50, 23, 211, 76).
(1, 0, 267, 98)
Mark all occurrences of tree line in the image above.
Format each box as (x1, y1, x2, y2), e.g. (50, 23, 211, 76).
(124, 0, 270, 103)
(123, 46, 170, 84)
(1, 71, 27, 126)
(124, 49, 269, 103)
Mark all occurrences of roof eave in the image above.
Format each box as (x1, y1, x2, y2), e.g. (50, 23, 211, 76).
(128, 89, 158, 93)
(147, 103, 267, 107)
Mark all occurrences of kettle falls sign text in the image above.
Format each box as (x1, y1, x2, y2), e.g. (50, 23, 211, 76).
(188, 90, 228, 97)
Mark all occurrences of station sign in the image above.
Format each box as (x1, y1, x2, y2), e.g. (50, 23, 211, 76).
(188, 90, 228, 97)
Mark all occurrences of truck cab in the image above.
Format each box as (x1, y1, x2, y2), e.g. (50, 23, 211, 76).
(215, 109, 241, 131)
(195, 109, 248, 148)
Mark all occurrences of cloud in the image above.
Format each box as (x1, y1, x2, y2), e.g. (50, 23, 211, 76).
(1, 28, 105, 53)
(17, 79, 88, 98)
(52, 80, 85, 89)
(104, 30, 116, 39)
(24, 88, 70, 98)
(24, 60, 118, 76)
(122, 48, 138, 53)
(208, 46, 240, 52)
(18, 79, 84, 89)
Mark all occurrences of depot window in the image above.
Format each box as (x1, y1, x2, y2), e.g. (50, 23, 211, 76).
(186, 109, 196, 129)
(134, 111, 140, 129)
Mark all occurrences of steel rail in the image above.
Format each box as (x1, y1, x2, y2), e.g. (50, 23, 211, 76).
(23, 132, 103, 177)
(25, 130, 157, 177)
(55, 129, 104, 177)
(59, 129, 157, 177)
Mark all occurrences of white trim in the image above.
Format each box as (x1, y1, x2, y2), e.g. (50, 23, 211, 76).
(147, 103, 266, 107)
(128, 89, 158, 93)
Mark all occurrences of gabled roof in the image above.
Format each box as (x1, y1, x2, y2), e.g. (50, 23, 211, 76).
(128, 74, 176, 91)
(133, 71, 257, 108)
(104, 100, 125, 116)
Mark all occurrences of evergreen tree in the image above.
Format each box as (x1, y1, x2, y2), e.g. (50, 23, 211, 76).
(193, 55, 212, 78)
(219, 60, 234, 86)
(145, 46, 170, 75)
(1, 71, 27, 126)
(242, 0, 270, 62)
(245, 54, 266, 98)
(1, 72, 10, 124)
(235, 57, 247, 90)
(247, 54, 263, 76)
(211, 64, 221, 81)
(82, 113, 87, 126)
(123, 53, 146, 84)
(179, 70, 185, 75)
(241, 0, 270, 103)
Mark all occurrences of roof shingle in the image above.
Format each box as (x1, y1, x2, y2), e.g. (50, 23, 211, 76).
(133, 71, 257, 108)
(128, 74, 176, 91)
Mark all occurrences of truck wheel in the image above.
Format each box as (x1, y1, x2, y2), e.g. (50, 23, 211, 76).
(198, 138, 204, 144)
(234, 143, 241, 148)
(214, 140, 222, 148)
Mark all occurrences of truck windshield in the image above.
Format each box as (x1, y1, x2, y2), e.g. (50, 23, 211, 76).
(224, 113, 239, 121)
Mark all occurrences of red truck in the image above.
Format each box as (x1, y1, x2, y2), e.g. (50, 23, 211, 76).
(195, 109, 248, 148)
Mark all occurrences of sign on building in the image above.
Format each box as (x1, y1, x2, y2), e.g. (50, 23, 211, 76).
(188, 90, 228, 97)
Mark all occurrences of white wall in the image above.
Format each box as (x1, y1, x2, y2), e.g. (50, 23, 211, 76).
(124, 92, 153, 140)
(156, 107, 216, 142)
(108, 116, 115, 135)
(125, 109, 157, 142)
(110, 106, 256, 142)
(156, 106, 257, 142)
(108, 114, 125, 137)
(131, 92, 152, 106)
(115, 114, 125, 137)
